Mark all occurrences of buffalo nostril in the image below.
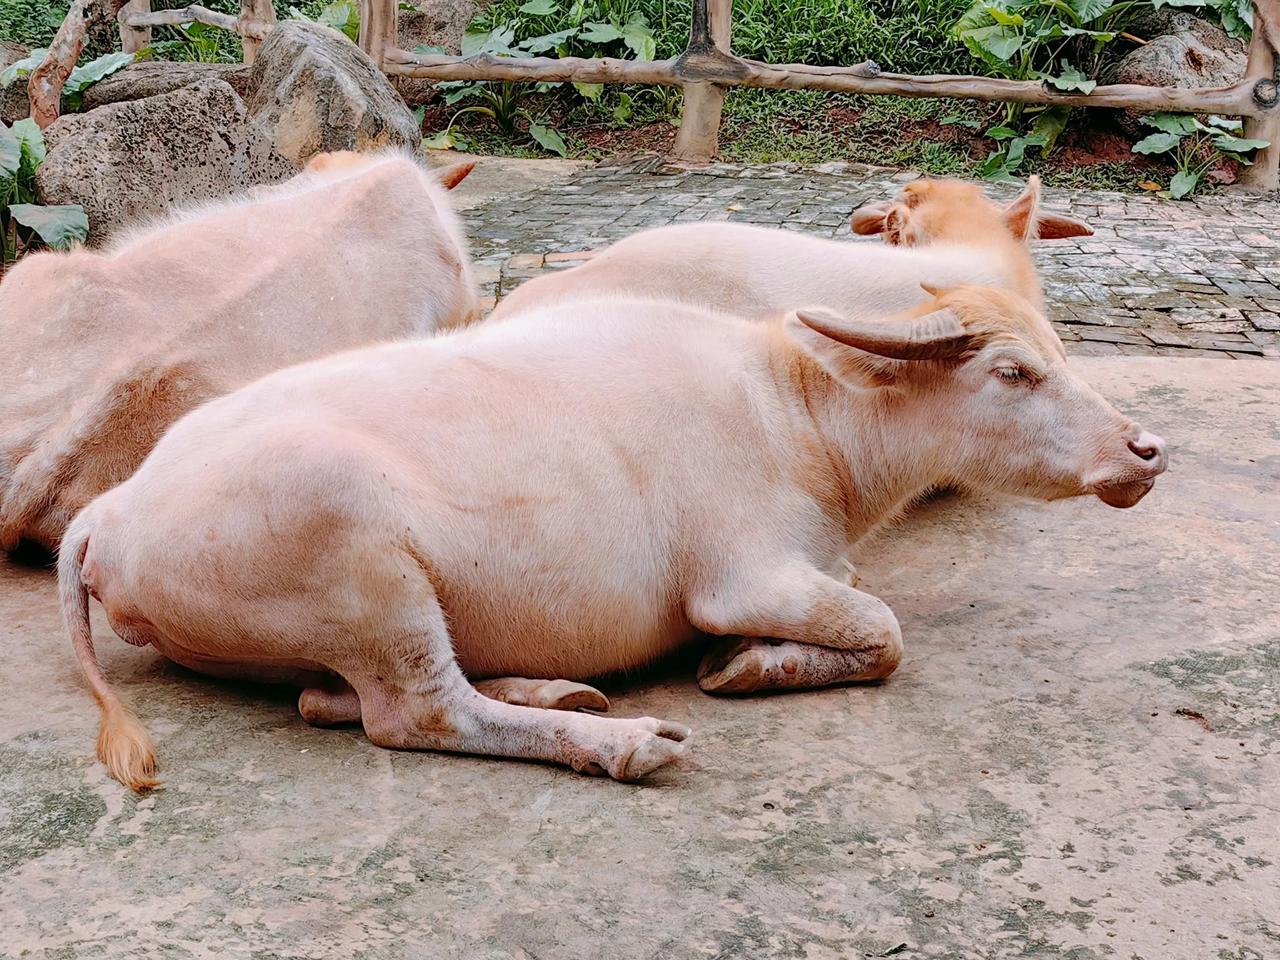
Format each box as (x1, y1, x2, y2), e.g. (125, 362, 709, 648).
(1128, 439, 1158, 461)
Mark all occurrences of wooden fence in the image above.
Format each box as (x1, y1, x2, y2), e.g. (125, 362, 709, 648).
(27, 0, 1280, 189)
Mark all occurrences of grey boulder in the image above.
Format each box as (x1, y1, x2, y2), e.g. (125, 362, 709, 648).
(394, 0, 480, 106)
(36, 78, 295, 242)
(1, 42, 31, 124)
(81, 61, 251, 111)
(246, 20, 421, 165)
(1108, 12, 1246, 135)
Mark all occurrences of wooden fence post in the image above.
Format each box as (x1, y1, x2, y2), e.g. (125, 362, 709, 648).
(118, 0, 151, 53)
(1241, 0, 1280, 190)
(239, 0, 277, 64)
(672, 0, 732, 164)
(358, 0, 398, 69)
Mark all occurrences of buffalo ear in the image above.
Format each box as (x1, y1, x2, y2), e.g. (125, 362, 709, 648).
(795, 306, 974, 361)
(1002, 175, 1041, 242)
(436, 160, 476, 190)
(851, 201, 892, 236)
(1035, 210, 1093, 239)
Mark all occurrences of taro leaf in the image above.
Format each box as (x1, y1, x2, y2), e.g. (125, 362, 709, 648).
(959, 24, 1022, 66)
(519, 0, 557, 13)
(424, 130, 456, 149)
(1142, 112, 1197, 135)
(621, 18, 656, 60)
(1047, 63, 1096, 94)
(1033, 23, 1116, 40)
(443, 83, 474, 104)
(528, 122, 568, 156)
(985, 6, 1025, 25)
(1214, 0, 1252, 39)
(316, 1, 360, 41)
(1212, 134, 1270, 152)
(980, 148, 1021, 183)
(1132, 131, 1181, 154)
(11, 118, 46, 169)
(1169, 170, 1199, 199)
(463, 23, 517, 56)
(572, 81, 603, 99)
(1071, 0, 1111, 20)
(64, 52, 134, 94)
(613, 91, 633, 123)
(0, 124, 20, 177)
(1004, 136, 1029, 168)
(411, 104, 425, 126)
(1204, 114, 1242, 132)
(986, 125, 1018, 140)
(953, 1, 998, 33)
(1030, 106, 1069, 153)
(579, 21, 624, 43)
(0, 49, 45, 88)
(411, 44, 447, 54)
(8, 203, 89, 248)
(521, 28, 577, 53)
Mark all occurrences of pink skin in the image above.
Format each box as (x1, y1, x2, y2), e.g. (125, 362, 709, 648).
(60, 285, 1164, 791)
(491, 175, 1092, 324)
(0, 151, 478, 554)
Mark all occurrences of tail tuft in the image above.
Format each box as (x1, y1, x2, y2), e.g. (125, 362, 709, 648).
(61, 510, 161, 793)
(97, 705, 160, 792)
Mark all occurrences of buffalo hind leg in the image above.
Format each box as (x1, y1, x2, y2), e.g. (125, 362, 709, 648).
(692, 563, 903, 696)
(349, 596, 688, 781)
(475, 677, 610, 712)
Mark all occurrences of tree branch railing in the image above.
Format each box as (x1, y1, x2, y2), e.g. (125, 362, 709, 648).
(26, 0, 1280, 189)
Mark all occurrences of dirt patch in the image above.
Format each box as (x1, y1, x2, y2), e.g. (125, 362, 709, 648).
(1175, 707, 1213, 731)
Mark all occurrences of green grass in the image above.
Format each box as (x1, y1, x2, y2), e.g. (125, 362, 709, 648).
(476, 0, 980, 74)
(0, 0, 1152, 192)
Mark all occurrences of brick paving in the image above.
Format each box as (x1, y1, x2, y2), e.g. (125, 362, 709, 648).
(460, 155, 1280, 358)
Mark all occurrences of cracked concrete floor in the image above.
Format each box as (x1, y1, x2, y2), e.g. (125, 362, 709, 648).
(1, 357, 1277, 959)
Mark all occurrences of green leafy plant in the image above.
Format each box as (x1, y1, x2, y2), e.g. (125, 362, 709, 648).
(428, 0, 656, 156)
(0, 118, 89, 270)
(288, 0, 360, 41)
(1131, 112, 1269, 197)
(139, 21, 238, 63)
(0, 48, 133, 106)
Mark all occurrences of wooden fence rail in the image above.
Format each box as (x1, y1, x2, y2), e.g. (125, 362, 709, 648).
(27, 0, 1280, 188)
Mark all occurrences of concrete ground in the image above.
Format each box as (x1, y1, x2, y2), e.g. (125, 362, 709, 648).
(2, 162, 1279, 958)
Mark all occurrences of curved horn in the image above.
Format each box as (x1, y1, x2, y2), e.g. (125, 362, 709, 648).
(796, 307, 974, 361)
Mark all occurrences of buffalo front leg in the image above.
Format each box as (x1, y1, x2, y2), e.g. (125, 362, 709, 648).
(690, 565, 903, 695)
(347, 598, 687, 781)
(298, 677, 362, 726)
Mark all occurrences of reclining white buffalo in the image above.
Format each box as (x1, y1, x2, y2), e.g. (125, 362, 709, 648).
(61, 284, 1166, 790)
(491, 175, 1091, 322)
(0, 151, 477, 553)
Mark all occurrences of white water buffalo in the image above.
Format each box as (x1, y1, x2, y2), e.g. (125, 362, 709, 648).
(61, 285, 1166, 790)
(0, 151, 477, 553)
(491, 175, 1092, 322)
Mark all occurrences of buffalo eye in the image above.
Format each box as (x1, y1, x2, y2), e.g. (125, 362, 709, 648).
(993, 365, 1026, 385)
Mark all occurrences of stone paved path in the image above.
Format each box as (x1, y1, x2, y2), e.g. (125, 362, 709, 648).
(460, 155, 1280, 359)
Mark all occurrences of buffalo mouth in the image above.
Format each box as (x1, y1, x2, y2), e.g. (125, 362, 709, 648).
(1094, 476, 1156, 508)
